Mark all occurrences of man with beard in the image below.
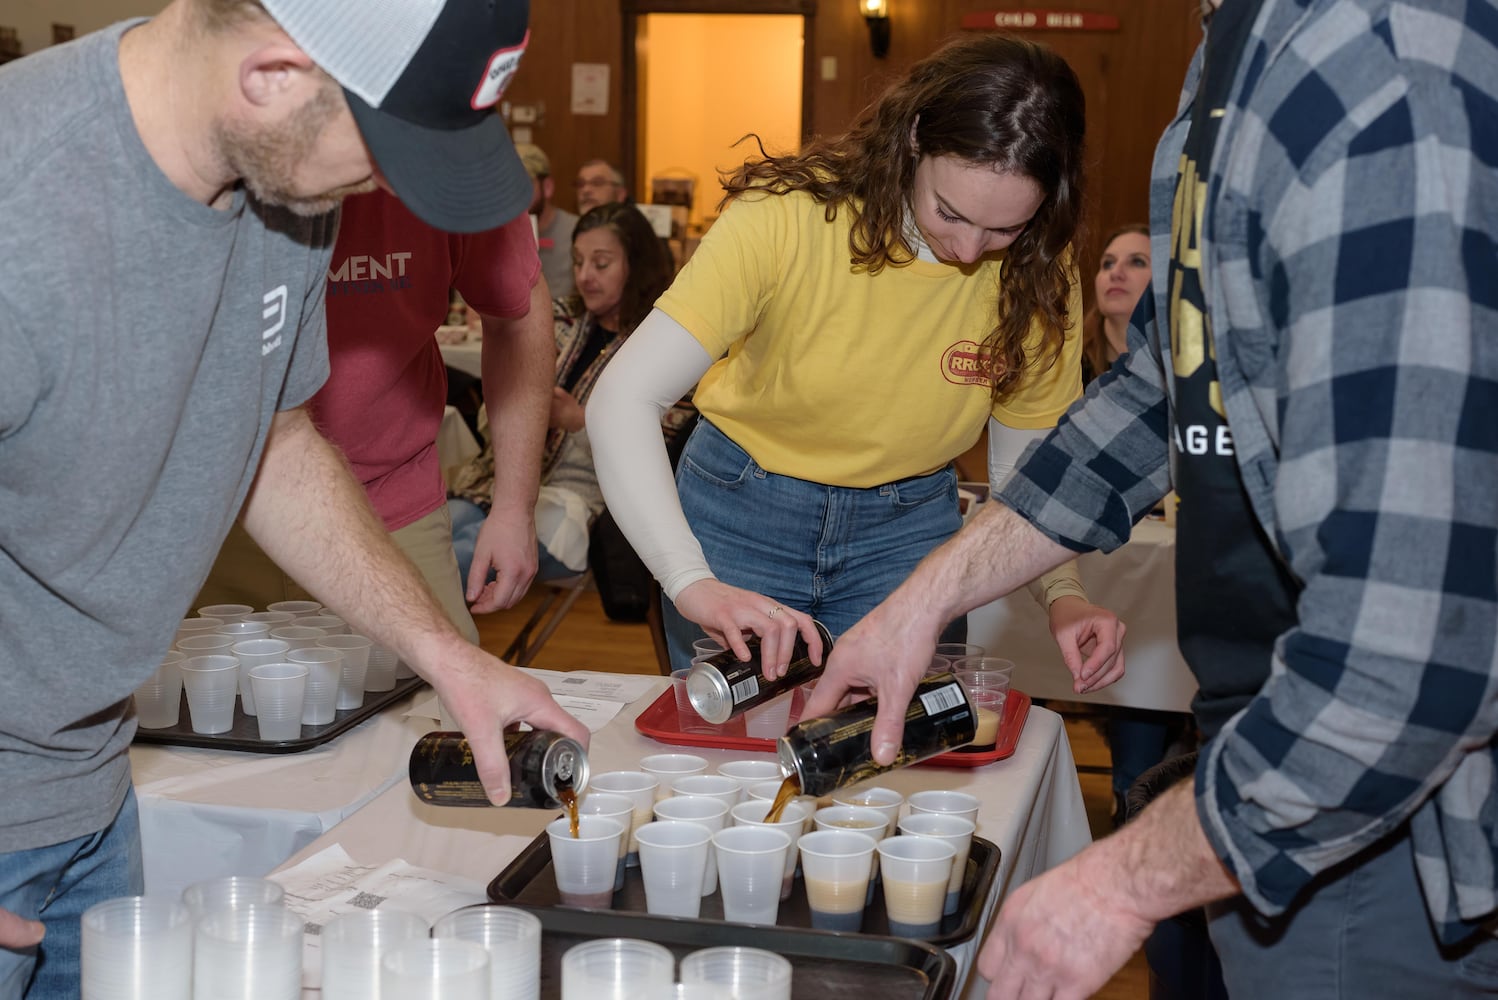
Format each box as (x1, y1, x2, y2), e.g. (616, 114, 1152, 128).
(0, 0, 588, 991)
(518, 143, 578, 298)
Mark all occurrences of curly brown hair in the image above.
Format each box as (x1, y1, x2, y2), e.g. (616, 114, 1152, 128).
(720, 34, 1086, 401)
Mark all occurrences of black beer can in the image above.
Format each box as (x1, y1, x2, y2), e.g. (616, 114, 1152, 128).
(687, 620, 834, 724)
(409, 730, 589, 808)
(775, 672, 976, 797)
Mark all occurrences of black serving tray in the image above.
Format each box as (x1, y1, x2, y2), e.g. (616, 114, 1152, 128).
(131, 675, 427, 754)
(489, 827, 1000, 948)
(458, 901, 956, 1000)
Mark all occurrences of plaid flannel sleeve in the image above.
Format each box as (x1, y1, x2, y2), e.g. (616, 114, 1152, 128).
(1195, 7, 1498, 920)
(996, 287, 1174, 554)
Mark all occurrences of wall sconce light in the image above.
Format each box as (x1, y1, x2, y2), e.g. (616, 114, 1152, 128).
(861, 0, 890, 59)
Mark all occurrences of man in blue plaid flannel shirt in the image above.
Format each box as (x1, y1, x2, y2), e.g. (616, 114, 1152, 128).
(806, 0, 1498, 994)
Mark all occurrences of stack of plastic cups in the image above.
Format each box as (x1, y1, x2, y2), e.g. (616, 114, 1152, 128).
(230, 638, 291, 716)
(318, 634, 373, 710)
(181, 875, 285, 920)
(134, 650, 185, 730)
(321, 908, 430, 1000)
(81, 896, 192, 1000)
(561, 939, 674, 1000)
(679, 947, 792, 1000)
(380, 938, 490, 999)
(434, 905, 542, 1000)
(193, 903, 303, 1000)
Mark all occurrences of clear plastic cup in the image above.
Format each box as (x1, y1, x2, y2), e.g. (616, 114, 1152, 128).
(670, 668, 707, 727)
(365, 644, 400, 691)
(899, 812, 977, 915)
(289, 646, 342, 725)
(298, 614, 348, 635)
(197, 603, 253, 624)
(548, 815, 624, 908)
(905, 789, 981, 829)
(670, 774, 742, 809)
(814, 804, 894, 907)
(680, 947, 792, 1000)
(320, 908, 430, 1000)
(434, 905, 542, 1000)
(269, 624, 325, 652)
(640, 753, 708, 801)
(193, 902, 302, 1000)
(318, 633, 373, 709)
(134, 650, 185, 730)
(81, 896, 192, 1000)
(743, 691, 794, 739)
(179, 654, 239, 734)
(832, 785, 904, 828)
(216, 620, 271, 641)
(249, 663, 309, 741)
(730, 799, 812, 900)
(691, 637, 725, 657)
(243, 610, 297, 628)
(267, 599, 322, 617)
(715, 760, 783, 802)
(712, 826, 792, 925)
(181, 875, 286, 920)
(635, 820, 712, 917)
(797, 829, 879, 932)
(877, 836, 956, 938)
(380, 938, 490, 1000)
(951, 657, 1014, 747)
(561, 938, 674, 1000)
(174, 633, 236, 657)
(588, 771, 659, 867)
(579, 792, 636, 892)
(230, 638, 291, 716)
(653, 795, 731, 896)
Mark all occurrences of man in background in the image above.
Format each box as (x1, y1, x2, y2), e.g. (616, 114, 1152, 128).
(575, 158, 629, 214)
(517, 142, 577, 297)
(0, 0, 585, 989)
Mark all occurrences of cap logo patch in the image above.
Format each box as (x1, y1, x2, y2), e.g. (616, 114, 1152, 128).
(471, 30, 530, 110)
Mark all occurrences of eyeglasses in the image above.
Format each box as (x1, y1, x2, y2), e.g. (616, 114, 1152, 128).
(575, 177, 621, 190)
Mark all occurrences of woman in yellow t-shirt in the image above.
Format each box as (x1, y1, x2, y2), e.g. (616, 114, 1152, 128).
(587, 35, 1127, 688)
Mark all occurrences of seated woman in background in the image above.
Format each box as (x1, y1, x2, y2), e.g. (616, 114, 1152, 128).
(448, 203, 695, 590)
(1080, 222, 1150, 382)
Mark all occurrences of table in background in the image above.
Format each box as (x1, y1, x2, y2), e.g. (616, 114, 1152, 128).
(438, 338, 484, 380)
(274, 677, 1091, 1000)
(968, 519, 1197, 713)
(129, 694, 432, 898)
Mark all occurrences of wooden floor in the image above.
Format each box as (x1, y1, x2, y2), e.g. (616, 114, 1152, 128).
(473, 586, 1151, 999)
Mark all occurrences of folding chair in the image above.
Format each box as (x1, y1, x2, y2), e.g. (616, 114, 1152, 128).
(502, 570, 593, 666)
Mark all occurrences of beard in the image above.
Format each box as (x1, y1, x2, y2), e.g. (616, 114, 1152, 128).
(216, 84, 375, 216)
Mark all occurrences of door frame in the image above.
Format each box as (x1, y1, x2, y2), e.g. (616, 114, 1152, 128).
(620, 0, 817, 198)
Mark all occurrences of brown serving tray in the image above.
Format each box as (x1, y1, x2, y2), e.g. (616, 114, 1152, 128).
(131, 675, 427, 754)
(489, 827, 1000, 948)
(459, 901, 956, 1000)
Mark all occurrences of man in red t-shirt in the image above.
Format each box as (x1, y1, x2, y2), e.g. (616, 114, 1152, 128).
(199, 189, 553, 635)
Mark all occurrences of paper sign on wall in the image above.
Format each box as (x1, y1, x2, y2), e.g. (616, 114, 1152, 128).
(571, 63, 610, 116)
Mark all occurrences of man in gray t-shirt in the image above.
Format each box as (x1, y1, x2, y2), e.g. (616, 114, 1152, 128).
(0, 0, 587, 991)
(517, 142, 580, 298)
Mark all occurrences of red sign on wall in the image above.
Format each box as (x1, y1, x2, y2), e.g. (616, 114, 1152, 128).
(962, 10, 1121, 31)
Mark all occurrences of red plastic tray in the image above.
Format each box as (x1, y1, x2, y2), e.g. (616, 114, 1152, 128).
(634, 685, 1030, 766)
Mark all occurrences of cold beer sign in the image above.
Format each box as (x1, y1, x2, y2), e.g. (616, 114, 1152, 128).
(961, 9, 1120, 31)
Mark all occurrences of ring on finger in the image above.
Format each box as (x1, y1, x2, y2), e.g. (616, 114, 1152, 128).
(767, 605, 783, 619)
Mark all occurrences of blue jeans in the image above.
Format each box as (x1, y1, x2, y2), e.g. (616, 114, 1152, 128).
(1208, 822, 1498, 997)
(663, 419, 964, 671)
(0, 789, 143, 999)
(447, 498, 571, 586)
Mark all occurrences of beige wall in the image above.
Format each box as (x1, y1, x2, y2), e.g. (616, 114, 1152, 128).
(0, 0, 160, 55)
(641, 13, 803, 228)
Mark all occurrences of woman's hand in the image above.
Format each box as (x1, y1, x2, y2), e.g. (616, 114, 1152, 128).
(1047, 595, 1126, 693)
(549, 387, 585, 433)
(672, 579, 824, 678)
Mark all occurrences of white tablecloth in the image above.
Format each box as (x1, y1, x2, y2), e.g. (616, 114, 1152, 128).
(130, 693, 433, 898)
(968, 519, 1198, 713)
(273, 678, 1091, 1000)
(439, 340, 484, 380)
